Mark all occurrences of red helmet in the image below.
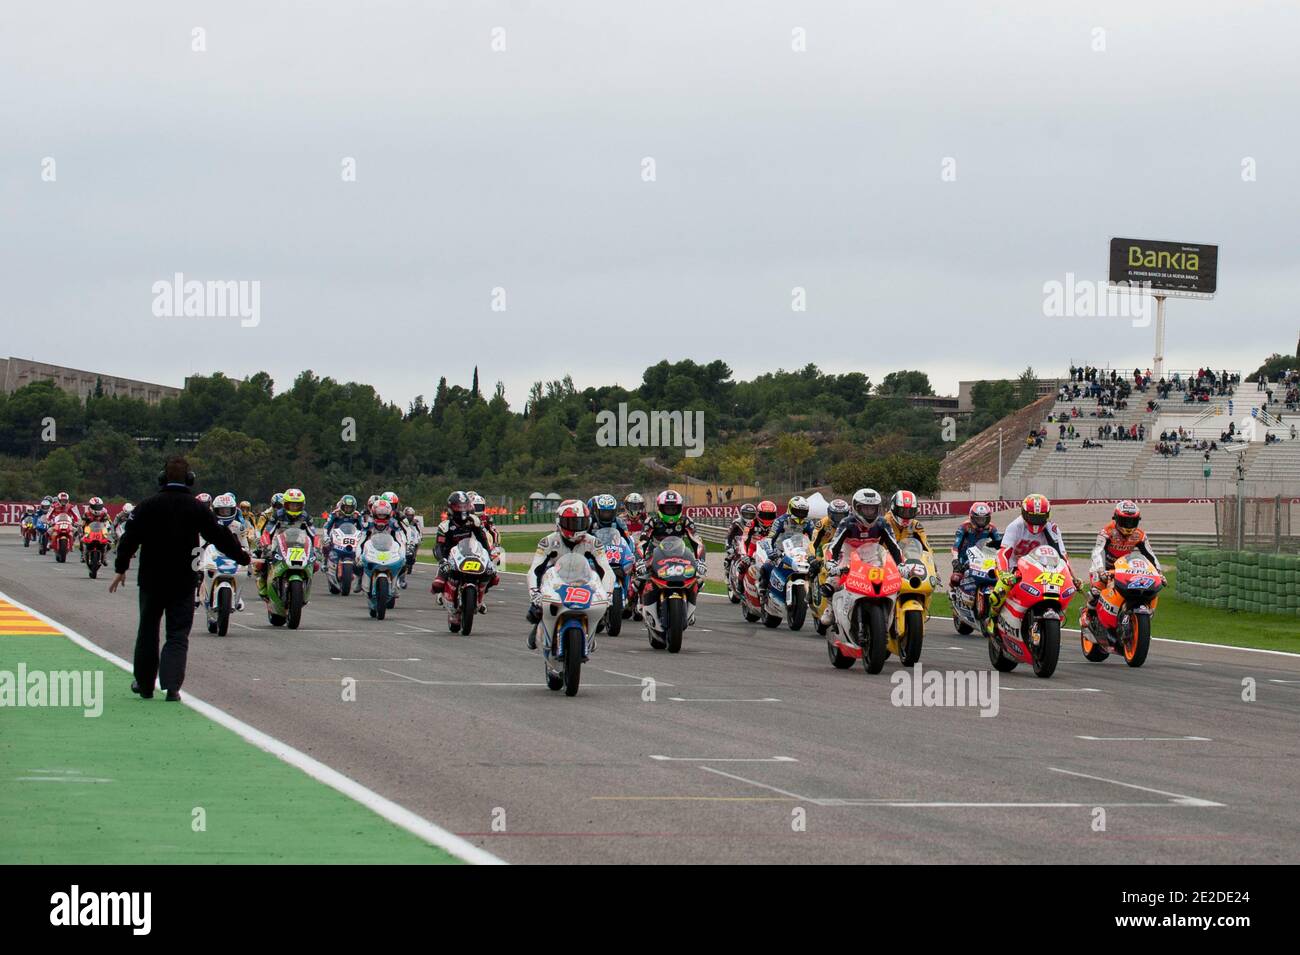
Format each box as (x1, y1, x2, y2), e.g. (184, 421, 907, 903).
(890, 490, 919, 527)
(370, 499, 393, 528)
(1113, 500, 1141, 534)
(968, 502, 992, 528)
(756, 500, 778, 528)
(196, 493, 212, 508)
(556, 500, 588, 541)
(57, 492, 70, 505)
(1021, 494, 1051, 529)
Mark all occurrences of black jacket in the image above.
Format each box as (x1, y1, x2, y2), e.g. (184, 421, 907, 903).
(114, 485, 249, 594)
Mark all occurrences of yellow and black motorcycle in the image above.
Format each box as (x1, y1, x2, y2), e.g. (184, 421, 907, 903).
(887, 537, 937, 666)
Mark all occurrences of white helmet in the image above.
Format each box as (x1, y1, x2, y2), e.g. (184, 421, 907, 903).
(122, 502, 134, 515)
(212, 493, 239, 524)
(851, 488, 883, 523)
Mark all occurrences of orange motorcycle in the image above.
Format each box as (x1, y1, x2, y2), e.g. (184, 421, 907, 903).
(1080, 555, 1164, 668)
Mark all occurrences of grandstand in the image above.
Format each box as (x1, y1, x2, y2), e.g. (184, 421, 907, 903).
(977, 365, 1300, 500)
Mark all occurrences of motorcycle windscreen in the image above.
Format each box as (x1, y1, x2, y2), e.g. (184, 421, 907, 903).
(555, 552, 594, 584)
(334, 522, 358, 538)
(652, 537, 690, 561)
(776, 531, 810, 554)
(279, 527, 311, 561)
(368, 532, 397, 554)
(454, 537, 489, 572)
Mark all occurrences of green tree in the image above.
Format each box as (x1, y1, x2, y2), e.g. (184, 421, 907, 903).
(877, 370, 934, 396)
(40, 447, 83, 493)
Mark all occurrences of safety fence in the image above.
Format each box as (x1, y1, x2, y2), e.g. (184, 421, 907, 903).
(1176, 548, 1300, 617)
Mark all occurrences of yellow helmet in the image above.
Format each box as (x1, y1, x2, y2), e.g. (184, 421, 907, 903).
(282, 488, 306, 518)
(787, 495, 809, 521)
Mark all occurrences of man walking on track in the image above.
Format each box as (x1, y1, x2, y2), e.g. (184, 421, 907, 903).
(109, 457, 250, 701)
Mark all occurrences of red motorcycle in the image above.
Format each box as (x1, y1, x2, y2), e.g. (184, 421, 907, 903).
(987, 545, 1076, 678)
(49, 515, 76, 564)
(81, 521, 112, 579)
(1080, 555, 1164, 668)
(642, 537, 702, 653)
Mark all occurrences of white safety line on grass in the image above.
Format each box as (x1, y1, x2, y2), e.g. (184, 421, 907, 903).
(0, 589, 505, 865)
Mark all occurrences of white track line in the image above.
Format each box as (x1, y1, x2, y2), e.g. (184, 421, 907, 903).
(1048, 766, 1224, 807)
(1076, 735, 1211, 741)
(668, 697, 781, 703)
(0, 590, 504, 865)
(650, 755, 797, 762)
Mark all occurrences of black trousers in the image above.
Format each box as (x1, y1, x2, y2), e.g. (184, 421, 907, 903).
(134, 587, 196, 692)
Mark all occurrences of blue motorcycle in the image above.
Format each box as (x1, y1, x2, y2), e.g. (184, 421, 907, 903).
(35, 516, 50, 555)
(325, 521, 363, 595)
(593, 526, 635, 636)
(759, 531, 813, 631)
(362, 530, 406, 620)
(949, 542, 999, 635)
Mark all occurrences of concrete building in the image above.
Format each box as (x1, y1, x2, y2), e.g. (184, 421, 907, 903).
(0, 357, 182, 405)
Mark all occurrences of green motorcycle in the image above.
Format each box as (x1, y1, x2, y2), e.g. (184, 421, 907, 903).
(261, 526, 316, 629)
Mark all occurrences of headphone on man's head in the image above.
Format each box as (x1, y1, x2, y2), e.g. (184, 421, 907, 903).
(157, 465, 196, 487)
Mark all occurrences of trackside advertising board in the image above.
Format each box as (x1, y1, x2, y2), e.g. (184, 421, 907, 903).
(686, 498, 1230, 521)
(1108, 237, 1218, 297)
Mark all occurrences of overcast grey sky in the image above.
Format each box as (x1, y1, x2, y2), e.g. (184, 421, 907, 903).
(3, 1, 1297, 409)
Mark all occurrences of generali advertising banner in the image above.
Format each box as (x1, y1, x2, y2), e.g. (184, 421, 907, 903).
(685, 498, 1224, 521)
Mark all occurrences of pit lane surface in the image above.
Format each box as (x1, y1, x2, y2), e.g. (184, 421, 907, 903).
(4, 533, 1298, 864)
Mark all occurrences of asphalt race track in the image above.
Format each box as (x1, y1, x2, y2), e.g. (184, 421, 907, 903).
(4, 533, 1298, 864)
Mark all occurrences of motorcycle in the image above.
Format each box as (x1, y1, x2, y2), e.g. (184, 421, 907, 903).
(49, 515, 75, 564)
(20, 513, 37, 548)
(402, 520, 422, 581)
(724, 537, 745, 604)
(81, 521, 112, 579)
(593, 526, 636, 636)
(325, 521, 363, 595)
(262, 527, 316, 629)
(362, 530, 406, 621)
(536, 552, 609, 697)
(200, 543, 243, 636)
(738, 539, 766, 624)
(949, 542, 999, 635)
(1080, 555, 1163, 668)
(986, 544, 1076, 678)
(890, 537, 937, 667)
(643, 537, 701, 653)
(36, 515, 50, 554)
(442, 537, 495, 634)
(825, 541, 901, 674)
(759, 530, 813, 631)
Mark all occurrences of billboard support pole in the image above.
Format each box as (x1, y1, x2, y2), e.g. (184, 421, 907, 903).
(1153, 294, 1167, 381)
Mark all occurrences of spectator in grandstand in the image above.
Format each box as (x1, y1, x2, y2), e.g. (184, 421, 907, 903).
(1055, 440, 1067, 452)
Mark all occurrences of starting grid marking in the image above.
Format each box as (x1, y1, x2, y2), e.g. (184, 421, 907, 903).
(0, 598, 62, 635)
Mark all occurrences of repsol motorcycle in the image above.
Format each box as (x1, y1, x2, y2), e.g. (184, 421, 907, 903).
(1080, 555, 1163, 668)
